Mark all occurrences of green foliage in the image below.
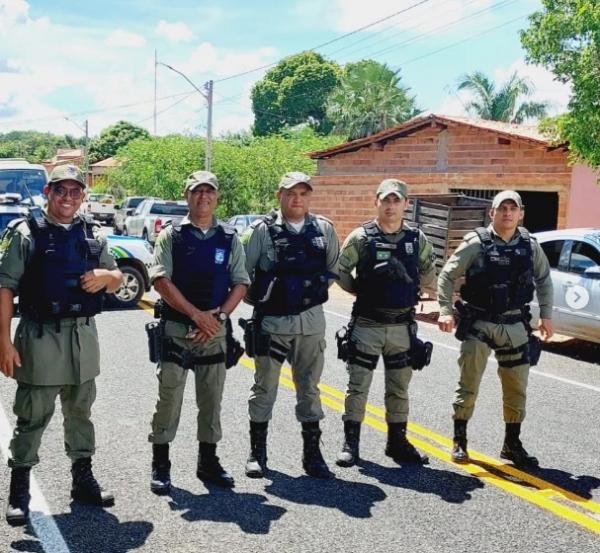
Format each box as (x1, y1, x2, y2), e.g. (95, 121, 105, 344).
(0, 130, 85, 163)
(109, 128, 344, 216)
(251, 52, 341, 136)
(326, 59, 420, 140)
(521, 0, 600, 166)
(88, 121, 150, 164)
(456, 71, 548, 123)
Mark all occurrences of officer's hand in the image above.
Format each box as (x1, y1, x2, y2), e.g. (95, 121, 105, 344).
(189, 308, 221, 338)
(437, 314, 455, 333)
(80, 270, 108, 293)
(538, 319, 554, 341)
(185, 329, 212, 344)
(0, 341, 21, 378)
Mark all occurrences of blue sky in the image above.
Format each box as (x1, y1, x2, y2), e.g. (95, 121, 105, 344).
(0, 0, 570, 139)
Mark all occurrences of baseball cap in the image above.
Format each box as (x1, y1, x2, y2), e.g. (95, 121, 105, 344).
(185, 170, 219, 192)
(48, 164, 86, 188)
(376, 179, 408, 200)
(491, 190, 523, 209)
(278, 171, 312, 190)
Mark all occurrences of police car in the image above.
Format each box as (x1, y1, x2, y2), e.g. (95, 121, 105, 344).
(0, 194, 153, 309)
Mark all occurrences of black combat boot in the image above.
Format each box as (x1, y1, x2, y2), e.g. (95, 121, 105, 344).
(71, 457, 115, 506)
(196, 442, 235, 487)
(6, 467, 31, 526)
(245, 421, 268, 478)
(385, 422, 429, 464)
(451, 419, 469, 464)
(301, 422, 334, 479)
(336, 420, 361, 468)
(500, 423, 539, 468)
(150, 443, 171, 495)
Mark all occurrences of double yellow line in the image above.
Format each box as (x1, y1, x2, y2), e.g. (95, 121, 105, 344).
(138, 299, 600, 535)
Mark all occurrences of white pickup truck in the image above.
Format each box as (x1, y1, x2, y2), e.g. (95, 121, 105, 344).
(82, 192, 116, 225)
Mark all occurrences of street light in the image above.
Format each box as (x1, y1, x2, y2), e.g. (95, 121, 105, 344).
(64, 116, 89, 181)
(156, 61, 213, 171)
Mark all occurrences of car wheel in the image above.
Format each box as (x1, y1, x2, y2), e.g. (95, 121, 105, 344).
(109, 265, 144, 309)
(142, 229, 149, 241)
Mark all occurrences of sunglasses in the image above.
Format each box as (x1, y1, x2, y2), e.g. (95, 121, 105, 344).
(52, 185, 84, 199)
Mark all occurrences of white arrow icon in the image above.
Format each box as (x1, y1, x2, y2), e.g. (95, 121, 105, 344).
(565, 285, 590, 310)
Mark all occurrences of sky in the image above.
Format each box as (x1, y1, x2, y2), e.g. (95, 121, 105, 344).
(0, 0, 571, 140)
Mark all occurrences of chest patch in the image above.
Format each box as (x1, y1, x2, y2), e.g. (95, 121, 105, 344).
(376, 250, 391, 261)
(405, 242, 414, 255)
(215, 248, 226, 264)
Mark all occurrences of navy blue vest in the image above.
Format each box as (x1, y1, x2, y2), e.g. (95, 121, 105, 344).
(254, 215, 330, 316)
(161, 222, 233, 323)
(19, 215, 103, 320)
(355, 221, 420, 311)
(461, 227, 534, 314)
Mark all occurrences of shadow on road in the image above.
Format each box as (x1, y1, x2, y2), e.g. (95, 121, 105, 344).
(357, 460, 484, 504)
(168, 485, 286, 534)
(11, 504, 153, 553)
(541, 339, 600, 365)
(264, 469, 386, 517)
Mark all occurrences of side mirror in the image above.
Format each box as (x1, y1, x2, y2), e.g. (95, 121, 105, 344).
(584, 266, 600, 279)
(126, 208, 134, 216)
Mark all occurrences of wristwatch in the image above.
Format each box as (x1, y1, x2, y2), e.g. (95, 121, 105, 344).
(216, 311, 229, 323)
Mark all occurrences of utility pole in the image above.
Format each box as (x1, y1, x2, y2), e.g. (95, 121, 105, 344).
(156, 61, 213, 170)
(154, 49, 157, 135)
(84, 119, 89, 185)
(205, 80, 213, 171)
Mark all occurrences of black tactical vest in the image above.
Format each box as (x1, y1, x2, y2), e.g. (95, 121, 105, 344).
(461, 227, 534, 314)
(354, 221, 420, 312)
(253, 215, 330, 316)
(161, 222, 234, 324)
(19, 214, 103, 320)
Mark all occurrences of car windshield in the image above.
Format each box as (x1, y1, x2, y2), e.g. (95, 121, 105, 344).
(88, 194, 114, 203)
(0, 169, 46, 198)
(128, 197, 145, 208)
(149, 203, 188, 216)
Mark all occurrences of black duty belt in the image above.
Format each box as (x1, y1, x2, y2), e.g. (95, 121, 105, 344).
(354, 307, 415, 325)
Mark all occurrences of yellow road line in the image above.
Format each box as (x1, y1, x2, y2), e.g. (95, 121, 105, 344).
(137, 299, 600, 534)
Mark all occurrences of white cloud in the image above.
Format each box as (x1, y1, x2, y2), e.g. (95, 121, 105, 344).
(0, 0, 30, 29)
(106, 29, 146, 48)
(156, 20, 195, 43)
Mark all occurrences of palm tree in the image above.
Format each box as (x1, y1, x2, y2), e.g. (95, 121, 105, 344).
(457, 71, 548, 123)
(326, 60, 420, 140)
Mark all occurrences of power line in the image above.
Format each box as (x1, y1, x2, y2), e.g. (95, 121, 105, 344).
(135, 92, 197, 125)
(213, 0, 433, 83)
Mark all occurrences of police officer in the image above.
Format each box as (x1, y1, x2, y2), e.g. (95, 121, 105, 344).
(335, 179, 436, 468)
(0, 165, 122, 526)
(148, 170, 249, 493)
(242, 171, 339, 479)
(437, 190, 554, 468)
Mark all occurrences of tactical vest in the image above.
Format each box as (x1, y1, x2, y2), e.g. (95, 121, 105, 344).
(461, 227, 534, 314)
(354, 221, 420, 312)
(161, 222, 234, 324)
(19, 214, 103, 320)
(253, 215, 330, 316)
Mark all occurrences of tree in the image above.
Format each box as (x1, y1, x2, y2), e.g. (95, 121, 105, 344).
(0, 130, 86, 163)
(326, 60, 420, 140)
(456, 71, 548, 123)
(251, 52, 341, 136)
(88, 121, 150, 164)
(521, 0, 600, 166)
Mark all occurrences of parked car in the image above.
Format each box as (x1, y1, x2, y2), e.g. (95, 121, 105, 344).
(81, 192, 116, 225)
(0, 158, 47, 204)
(0, 196, 152, 309)
(105, 234, 154, 308)
(531, 228, 600, 344)
(226, 214, 266, 234)
(123, 198, 188, 243)
(113, 196, 147, 235)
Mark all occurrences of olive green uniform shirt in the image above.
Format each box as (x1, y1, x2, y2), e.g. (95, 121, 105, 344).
(149, 215, 250, 288)
(241, 210, 339, 335)
(338, 221, 437, 325)
(437, 224, 553, 319)
(0, 211, 117, 385)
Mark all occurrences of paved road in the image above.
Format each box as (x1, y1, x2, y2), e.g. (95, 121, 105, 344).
(1, 290, 599, 552)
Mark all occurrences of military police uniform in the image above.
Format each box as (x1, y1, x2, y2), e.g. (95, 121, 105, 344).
(335, 179, 436, 467)
(437, 191, 553, 467)
(242, 172, 339, 479)
(148, 171, 249, 492)
(0, 164, 117, 525)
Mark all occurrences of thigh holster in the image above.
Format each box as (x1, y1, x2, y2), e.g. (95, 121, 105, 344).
(383, 352, 411, 371)
(347, 342, 379, 370)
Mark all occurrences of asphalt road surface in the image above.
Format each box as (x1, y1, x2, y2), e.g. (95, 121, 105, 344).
(1, 288, 599, 553)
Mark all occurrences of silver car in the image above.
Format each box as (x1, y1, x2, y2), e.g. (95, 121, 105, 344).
(123, 198, 188, 243)
(531, 228, 600, 344)
(113, 196, 147, 235)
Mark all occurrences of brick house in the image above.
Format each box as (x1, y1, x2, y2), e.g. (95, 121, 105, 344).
(308, 114, 600, 240)
(89, 156, 120, 188)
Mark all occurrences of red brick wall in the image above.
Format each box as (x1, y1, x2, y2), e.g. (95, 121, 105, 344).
(311, 125, 572, 240)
